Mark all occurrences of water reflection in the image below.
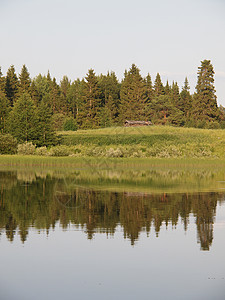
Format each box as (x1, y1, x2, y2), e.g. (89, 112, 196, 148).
(0, 170, 224, 250)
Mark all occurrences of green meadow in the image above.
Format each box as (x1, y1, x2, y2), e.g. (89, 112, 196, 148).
(57, 125, 225, 158)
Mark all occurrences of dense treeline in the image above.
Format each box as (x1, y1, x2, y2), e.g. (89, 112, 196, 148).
(0, 60, 225, 147)
(0, 170, 224, 249)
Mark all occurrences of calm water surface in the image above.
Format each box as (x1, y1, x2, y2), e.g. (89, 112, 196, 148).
(0, 168, 225, 300)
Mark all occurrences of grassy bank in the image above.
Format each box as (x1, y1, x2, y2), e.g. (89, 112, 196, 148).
(1, 155, 225, 169)
(57, 125, 225, 158)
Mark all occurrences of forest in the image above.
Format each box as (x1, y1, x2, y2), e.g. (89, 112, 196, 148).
(0, 59, 225, 150)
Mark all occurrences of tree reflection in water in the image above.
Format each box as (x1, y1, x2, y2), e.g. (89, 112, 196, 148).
(0, 171, 224, 250)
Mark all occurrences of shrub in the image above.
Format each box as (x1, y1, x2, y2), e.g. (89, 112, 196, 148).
(63, 118, 78, 131)
(35, 146, 49, 156)
(17, 142, 36, 155)
(48, 145, 72, 156)
(0, 134, 17, 154)
(105, 148, 124, 158)
(207, 121, 221, 129)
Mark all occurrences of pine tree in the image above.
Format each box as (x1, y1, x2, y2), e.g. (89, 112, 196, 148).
(18, 64, 31, 95)
(153, 73, 164, 97)
(180, 77, 192, 118)
(36, 100, 57, 146)
(79, 69, 101, 128)
(66, 79, 85, 119)
(120, 64, 148, 122)
(193, 60, 219, 123)
(98, 71, 120, 125)
(145, 73, 153, 104)
(8, 93, 38, 143)
(164, 80, 171, 95)
(5, 65, 18, 106)
(170, 81, 181, 109)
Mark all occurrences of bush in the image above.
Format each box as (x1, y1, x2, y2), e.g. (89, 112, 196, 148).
(17, 142, 36, 155)
(105, 148, 124, 157)
(63, 118, 78, 131)
(0, 134, 17, 154)
(35, 146, 49, 156)
(48, 145, 72, 156)
(207, 121, 221, 129)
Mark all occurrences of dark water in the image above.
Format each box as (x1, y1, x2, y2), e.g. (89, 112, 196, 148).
(0, 169, 225, 300)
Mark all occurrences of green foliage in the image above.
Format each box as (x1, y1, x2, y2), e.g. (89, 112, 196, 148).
(193, 60, 219, 123)
(63, 117, 78, 131)
(0, 90, 10, 133)
(120, 64, 148, 122)
(17, 142, 36, 155)
(36, 100, 57, 146)
(48, 145, 72, 156)
(35, 146, 49, 156)
(5, 65, 18, 106)
(77, 69, 101, 129)
(7, 93, 38, 143)
(154, 73, 164, 97)
(18, 64, 31, 95)
(98, 72, 120, 124)
(0, 134, 17, 154)
(52, 113, 66, 131)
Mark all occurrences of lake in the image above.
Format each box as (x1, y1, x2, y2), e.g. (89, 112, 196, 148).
(0, 164, 225, 300)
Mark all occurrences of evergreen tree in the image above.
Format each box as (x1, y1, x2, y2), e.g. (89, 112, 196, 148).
(145, 73, 153, 104)
(36, 100, 57, 146)
(49, 77, 65, 113)
(78, 69, 101, 128)
(8, 93, 38, 143)
(120, 64, 148, 122)
(0, 90, 10, 133)
(18, 64, 31, 95)
(170, 81, 181, 109)
(164, 80, 171, 95)
(98, 71, 120, 125)
(66, 79, 85, 119)
(193, 60, 219, 123)
(32, 74, 49, 105)
(5, 65, 18, 106)
(153, 73, 164, 97)
(180, 77, 192, 118)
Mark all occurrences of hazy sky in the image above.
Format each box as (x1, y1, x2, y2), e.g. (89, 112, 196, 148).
(1, 0, 225, 105)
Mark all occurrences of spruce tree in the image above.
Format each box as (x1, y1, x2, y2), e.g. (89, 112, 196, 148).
(8, 93, 38, 143)
(18, 64, 31, 95)
(170, 81, 181, 109)
(180, 77, 192, 118)
(193, 60, 219, 123)
(153, 73, 164, 97)
(145, 73, 153, 104)
(79, 69, 101, 128)
(120, 64, 148, 122)
(5, 65, 18, 106)
(36, 100, 57, 146)
(98, 71, 120, 125)
(67, 79, 85, 120)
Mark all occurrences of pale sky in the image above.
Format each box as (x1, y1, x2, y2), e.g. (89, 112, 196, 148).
(1, 0, 225, 106)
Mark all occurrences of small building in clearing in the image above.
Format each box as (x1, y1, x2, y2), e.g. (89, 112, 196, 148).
(124, 120, 152, 127)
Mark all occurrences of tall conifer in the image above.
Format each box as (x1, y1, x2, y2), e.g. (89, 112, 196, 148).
(120, 64, 147, 121)
(193, 60, 219, 122)
(5, 65, 18, 106)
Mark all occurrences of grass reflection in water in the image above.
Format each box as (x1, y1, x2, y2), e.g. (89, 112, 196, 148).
(0, 167, 224, 250)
